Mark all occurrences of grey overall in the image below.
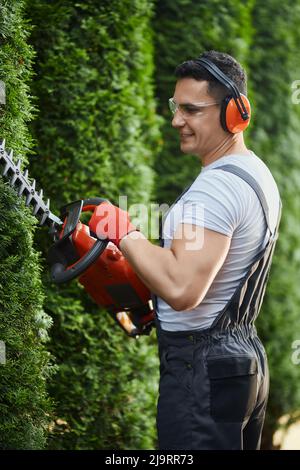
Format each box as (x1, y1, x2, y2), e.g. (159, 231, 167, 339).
(153, 165, 282, 450)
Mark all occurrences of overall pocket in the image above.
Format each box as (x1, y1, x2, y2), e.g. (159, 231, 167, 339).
(206, 355, 258, 422)
(164, 344, 194, 392)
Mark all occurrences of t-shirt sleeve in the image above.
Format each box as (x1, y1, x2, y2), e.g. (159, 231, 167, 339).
(178, 170, 244, 238)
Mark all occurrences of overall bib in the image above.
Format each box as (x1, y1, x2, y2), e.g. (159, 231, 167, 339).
(153, 165, 282, 450)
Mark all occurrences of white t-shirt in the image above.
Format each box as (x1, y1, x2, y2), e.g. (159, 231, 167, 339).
(156, 152, 281, 331)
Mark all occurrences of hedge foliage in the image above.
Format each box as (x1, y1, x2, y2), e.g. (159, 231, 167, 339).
(0, 0, 53, 450)
(26, 0, 161, 449)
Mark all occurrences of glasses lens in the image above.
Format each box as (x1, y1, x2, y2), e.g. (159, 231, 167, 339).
(168, 98, 219, 117)
(168, 98, 176, 115)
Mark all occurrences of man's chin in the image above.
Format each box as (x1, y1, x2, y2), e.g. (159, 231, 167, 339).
(180, 141, 195, 153)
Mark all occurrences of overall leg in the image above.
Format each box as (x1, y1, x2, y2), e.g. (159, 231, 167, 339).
(156, 326, 268, 450)
(243, 336, 269, 450)
(156, 335, 195, 449)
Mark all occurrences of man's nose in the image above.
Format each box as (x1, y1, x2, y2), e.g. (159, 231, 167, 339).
(172, 110, 186, 128)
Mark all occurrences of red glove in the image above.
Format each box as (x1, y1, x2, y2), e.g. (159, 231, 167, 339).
(88, 201, 139, 248)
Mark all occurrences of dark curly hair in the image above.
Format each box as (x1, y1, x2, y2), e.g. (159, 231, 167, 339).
(175, 50, 247, 101)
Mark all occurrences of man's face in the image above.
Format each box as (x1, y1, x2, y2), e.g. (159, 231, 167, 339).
(171, 78, 227, 157)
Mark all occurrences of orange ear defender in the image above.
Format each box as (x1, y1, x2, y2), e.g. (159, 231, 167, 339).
(195, 57, 251, 134)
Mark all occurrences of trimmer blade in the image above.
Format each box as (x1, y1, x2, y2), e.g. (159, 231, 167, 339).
(0, 139, 63, 237)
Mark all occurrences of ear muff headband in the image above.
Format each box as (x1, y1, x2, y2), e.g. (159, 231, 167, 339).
(195, 57, 251, 133)
(196, 58, 249, 119)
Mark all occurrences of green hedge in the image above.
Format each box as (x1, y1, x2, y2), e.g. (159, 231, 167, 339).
(0, 0, 53, 450)
(26, 0, 161, 449)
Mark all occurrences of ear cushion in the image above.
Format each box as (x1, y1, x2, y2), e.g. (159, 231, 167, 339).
(220, 94, 251, 133)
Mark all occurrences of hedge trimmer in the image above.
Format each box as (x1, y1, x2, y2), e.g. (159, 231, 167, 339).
(0, 139, 155, 337)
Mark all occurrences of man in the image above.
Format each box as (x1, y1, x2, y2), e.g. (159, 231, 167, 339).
(89, 50, 281, 450)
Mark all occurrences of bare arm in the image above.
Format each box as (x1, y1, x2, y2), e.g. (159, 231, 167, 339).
(119, 223, 231, 311)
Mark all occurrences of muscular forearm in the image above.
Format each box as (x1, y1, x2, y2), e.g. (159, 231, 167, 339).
(119, 231, 183, 308)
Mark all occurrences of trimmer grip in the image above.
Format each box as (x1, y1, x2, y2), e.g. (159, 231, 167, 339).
(50, 237, 108, 284)
(48, 198, 109, 283)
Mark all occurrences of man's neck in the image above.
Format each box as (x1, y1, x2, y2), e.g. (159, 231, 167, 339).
(201, 134, 251, 167)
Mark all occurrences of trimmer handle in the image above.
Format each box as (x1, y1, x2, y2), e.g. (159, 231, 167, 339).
(48, 197, 109, 284)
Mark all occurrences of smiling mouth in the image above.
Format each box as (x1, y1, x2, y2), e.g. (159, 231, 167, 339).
(180, 133, 194, 138)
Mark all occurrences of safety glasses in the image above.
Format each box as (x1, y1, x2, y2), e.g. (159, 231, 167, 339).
(168, 97, 220, 118)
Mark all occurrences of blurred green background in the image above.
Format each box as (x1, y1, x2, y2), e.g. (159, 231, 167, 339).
(0, 0, 299, 450)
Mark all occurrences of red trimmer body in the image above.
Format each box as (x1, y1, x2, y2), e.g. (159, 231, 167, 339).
(73, 221, 154, 336)
(48, 198, 155, 337)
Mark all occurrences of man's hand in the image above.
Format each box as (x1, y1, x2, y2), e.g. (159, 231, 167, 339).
(88, 201, 138, 248)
